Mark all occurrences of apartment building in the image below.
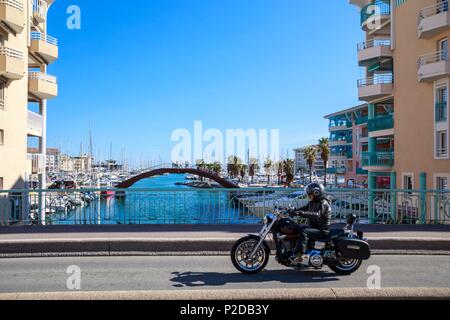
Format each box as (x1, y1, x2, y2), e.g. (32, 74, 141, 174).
(325, 104, 372, 187)
(0, 0, 58, 190)
(348, 0, 450, 195)
(293, 146, 326, 177)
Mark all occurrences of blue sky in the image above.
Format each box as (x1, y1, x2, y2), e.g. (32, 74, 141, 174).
(47, 0, 364, 166)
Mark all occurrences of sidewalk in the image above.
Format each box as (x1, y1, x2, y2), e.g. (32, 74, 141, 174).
(0, 224, 449, 257)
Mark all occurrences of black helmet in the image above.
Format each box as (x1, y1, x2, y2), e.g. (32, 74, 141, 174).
(305, 183, 325, 201)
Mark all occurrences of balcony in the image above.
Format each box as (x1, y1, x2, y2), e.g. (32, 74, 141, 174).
(32, 0, 47, 23)
(30, 32, 58, 64)
(0, 46, 24, 80)
(0, 0, 24, 34)
(27, 110, 43, 137)
(368, 114, 394, 137)
(357, 73, 393, 101)
(362, 151, 394, 170)
(28, 72, 58, 100)
(327, 167, 346, 175)
(356, 168, 369, 175)
(360, 0, 391, 33)
(357, 39, 392, 66)
(355, 116, 368, 126)
(436, 102, 448, 122)
(418, 1, 450, 39)
(418, 50, 450, 82)
(27, 153, 44, 175)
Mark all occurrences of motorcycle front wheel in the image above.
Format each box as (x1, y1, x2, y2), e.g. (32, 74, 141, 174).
(328, 258, 362, 275)
(231, 235, 270, 275)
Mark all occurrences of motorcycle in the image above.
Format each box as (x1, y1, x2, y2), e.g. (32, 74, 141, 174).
(231, 205, 371, 275)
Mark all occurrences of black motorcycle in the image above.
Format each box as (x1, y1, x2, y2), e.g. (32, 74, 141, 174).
(231, 206, 371, 275)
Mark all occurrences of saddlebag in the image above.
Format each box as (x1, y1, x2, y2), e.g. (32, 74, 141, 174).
(335, 237, 371, 260)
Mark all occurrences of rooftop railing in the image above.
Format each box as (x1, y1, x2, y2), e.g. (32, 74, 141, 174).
(357, 73, 393, 87)
(0, 46, 24, 60)
(30, 31, 58, 46)
(0, 0, 24, 11)
(419, 0, 449, 21)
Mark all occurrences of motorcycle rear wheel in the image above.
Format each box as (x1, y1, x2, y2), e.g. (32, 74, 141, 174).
(231, 236, 270, 275)
(329, 258, 362, 275)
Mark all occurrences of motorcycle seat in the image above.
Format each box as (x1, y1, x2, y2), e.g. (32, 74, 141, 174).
(323, 228, 346, 239)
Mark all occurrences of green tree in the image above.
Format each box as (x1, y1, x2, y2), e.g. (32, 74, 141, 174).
(318, 138, 330, 187)
(264, 158, 273, 185)
(303, 147, 317, 183)
(283, 159, 295, 187)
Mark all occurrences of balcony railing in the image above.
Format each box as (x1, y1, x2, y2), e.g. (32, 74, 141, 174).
(27, 110, 43, 135)
(0, 0, 24, 11)
(30, 31, 58, 46)
(29, 71, 57, 84)
(357, 39, 391, 51)
(361, 0, 391, 27)
(32, 0, 47, 21)
(0, 46, 24, 60)
(356, 168, 369, 175)
(418, 50, 449, 66)
(362, 151, 394, 167)
(355, 116, 369, 126)
(419, 0, 449, 21)
(436, 102, 448, 122)
(368, 114, 394, 132)
(436, 147, 448, 158)
(357, 73, 393, 87)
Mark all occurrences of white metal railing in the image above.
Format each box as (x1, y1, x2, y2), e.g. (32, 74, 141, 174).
(28, 71, 57, 84)
(0, 0, 24, 11)
(418, 50, 449, 66)
(0, 46, 24, 60)
(436, 147, 448, 158)
(32, 0, 47, 20)
(357, 73, 393, 87)
(27, 110, 43, 133)
(27, 153, 44, 174)
(419, 0, 449, 21)
(30, 32, 58, 46)
(357, 38, 391, 51)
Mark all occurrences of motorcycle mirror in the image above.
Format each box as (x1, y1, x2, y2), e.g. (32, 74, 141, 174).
(274, 201, 279, 210)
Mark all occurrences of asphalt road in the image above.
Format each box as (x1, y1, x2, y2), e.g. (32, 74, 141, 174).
(0, 255, 449, 293)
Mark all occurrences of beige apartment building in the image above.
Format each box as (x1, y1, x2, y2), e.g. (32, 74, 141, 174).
(0, 0, 58, 191)
(349, 0, 450, 195)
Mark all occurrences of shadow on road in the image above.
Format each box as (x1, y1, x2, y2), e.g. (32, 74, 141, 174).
(170, 269, 340, 288)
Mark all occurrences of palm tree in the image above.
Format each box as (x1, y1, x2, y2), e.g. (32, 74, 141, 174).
(239, 164, 247, 182)
(275, 161, 284, 185)
(318, 138, 330, 187)
(303, 147, 317, 183)
(227, 156, 242, 179)
(196, 159, 206, 181)
(283, 159, 295, 187)
(211, 162, 222, 176)
(248, 158, 259, 183)
(264, 158, 273, 185)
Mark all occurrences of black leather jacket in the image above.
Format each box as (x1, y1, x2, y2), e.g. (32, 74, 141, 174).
(294, 198, 332, 231)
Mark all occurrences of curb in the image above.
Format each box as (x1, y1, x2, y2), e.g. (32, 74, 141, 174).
(0, 288, 449, 300)
(1, 237, 450, 257)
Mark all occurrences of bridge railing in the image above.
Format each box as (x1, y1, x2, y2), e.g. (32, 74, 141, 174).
(0, 188, 448, 226)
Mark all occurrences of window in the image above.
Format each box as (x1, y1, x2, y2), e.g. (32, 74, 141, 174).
(436, 130, 448, 157)
(0, 129, 4, 145)
(403, 174, 414, 191)
(0, 177, 3, 190)
(439, 38, 448, 60)
(437, 177, 448, 190)
(0, 81, 4, 111)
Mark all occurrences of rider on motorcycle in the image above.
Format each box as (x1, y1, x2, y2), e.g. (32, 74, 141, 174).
(288, 182, 332, 262)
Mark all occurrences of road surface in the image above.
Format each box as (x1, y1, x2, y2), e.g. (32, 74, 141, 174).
(0, 255, 449, 293)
